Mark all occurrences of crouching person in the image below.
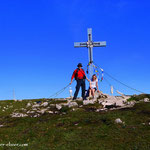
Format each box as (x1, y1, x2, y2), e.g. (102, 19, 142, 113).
(89, 74, 100, 99)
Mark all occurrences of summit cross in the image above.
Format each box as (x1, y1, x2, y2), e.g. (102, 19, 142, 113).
(74, 28, 106, 79)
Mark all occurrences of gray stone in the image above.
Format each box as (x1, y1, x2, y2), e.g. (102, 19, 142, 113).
(127, 101, 135, 106)
(32, 104, 40, 108)
(55, 111, 59, 114)
(27, 111, 35, 114)
(144, 98, 149, 102)
(83, 100, 95, 105)
(115, 100, 125, 107)
(33, 114, 40, 117)
(11, 113, 28, 118)
(37, 109, 47, 114)
(95, 108, 107, 112)
(62, 112, 66, 115)
(68, 102, 78, 108)
(26, 103, 31, 107)
(102, 101, 116, 108)
(41, 102, 49, 107)
(56, 104, 62, 110)
(72, 108, 78, 111)
(105, 95, 117, 102)
(48, 111, 53, 114)
(115, 118, 124, 124)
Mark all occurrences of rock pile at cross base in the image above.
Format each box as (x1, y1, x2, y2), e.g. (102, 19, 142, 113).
(10, 92, 150, 118)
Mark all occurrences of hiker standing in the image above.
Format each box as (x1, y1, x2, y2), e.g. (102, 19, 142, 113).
(70, 63, 88, 100)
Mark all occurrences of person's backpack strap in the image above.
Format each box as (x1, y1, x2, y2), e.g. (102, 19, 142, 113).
(75, 68, 79, 80)
(81, 69, 86, 79)
(75, 68, 86, 80)
(80, 69, 85, 74)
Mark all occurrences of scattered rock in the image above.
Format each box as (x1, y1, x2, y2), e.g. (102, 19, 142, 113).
(83, 100, 95, 105)
(33, 114, 40, 117)
(115, 118, 124, 124)
(21, 108, 26, 111)
(102, 101, 116, 108)
(37, 109, 47, 114)
(127, 101, 135, 106)
(54, 111, 59, 114)
(41, 102, 49, 107)
(96, 93, 107, 99)
(123, 96, 131, 101)
(56, 104, 62, 110)
(72, 108, 78, 111)
(105, 95, 117, 102)
(6, 94, 150, 118)
(26, 103, 31, 107)
(48, 111, 53, 114)
(144, 98, 149, 102)
(11, 113, 28, 118)
(0, 125, 4, 127)
(95, 108, 107, 112)
(62, 112, 66, 115)
(32, 104, 40, 108)
(115, 100, 124, 107)
(27, 111, 35, 114)
(68, 102, 78, 108)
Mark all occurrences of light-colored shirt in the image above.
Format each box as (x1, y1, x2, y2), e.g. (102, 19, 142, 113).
(90, 79, 98, 88)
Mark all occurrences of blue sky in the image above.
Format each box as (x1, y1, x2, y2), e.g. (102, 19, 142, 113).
(0, 0, 150, 100)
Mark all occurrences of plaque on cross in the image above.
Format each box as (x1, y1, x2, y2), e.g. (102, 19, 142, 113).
(74, 28, 106, 79)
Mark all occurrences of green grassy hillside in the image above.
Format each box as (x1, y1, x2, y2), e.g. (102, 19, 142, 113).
(0, 98, 150, 150)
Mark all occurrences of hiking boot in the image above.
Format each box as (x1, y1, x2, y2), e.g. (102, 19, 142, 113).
(72, 97, 76, 101)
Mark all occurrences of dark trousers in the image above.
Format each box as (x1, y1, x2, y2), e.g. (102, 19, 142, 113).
(73, 79, 86, 100)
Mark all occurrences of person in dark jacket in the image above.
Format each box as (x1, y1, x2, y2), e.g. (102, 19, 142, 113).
(70, 63, 89, 100)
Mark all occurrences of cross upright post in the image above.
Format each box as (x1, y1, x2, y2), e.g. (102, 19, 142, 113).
(74, 28, 106, 79)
